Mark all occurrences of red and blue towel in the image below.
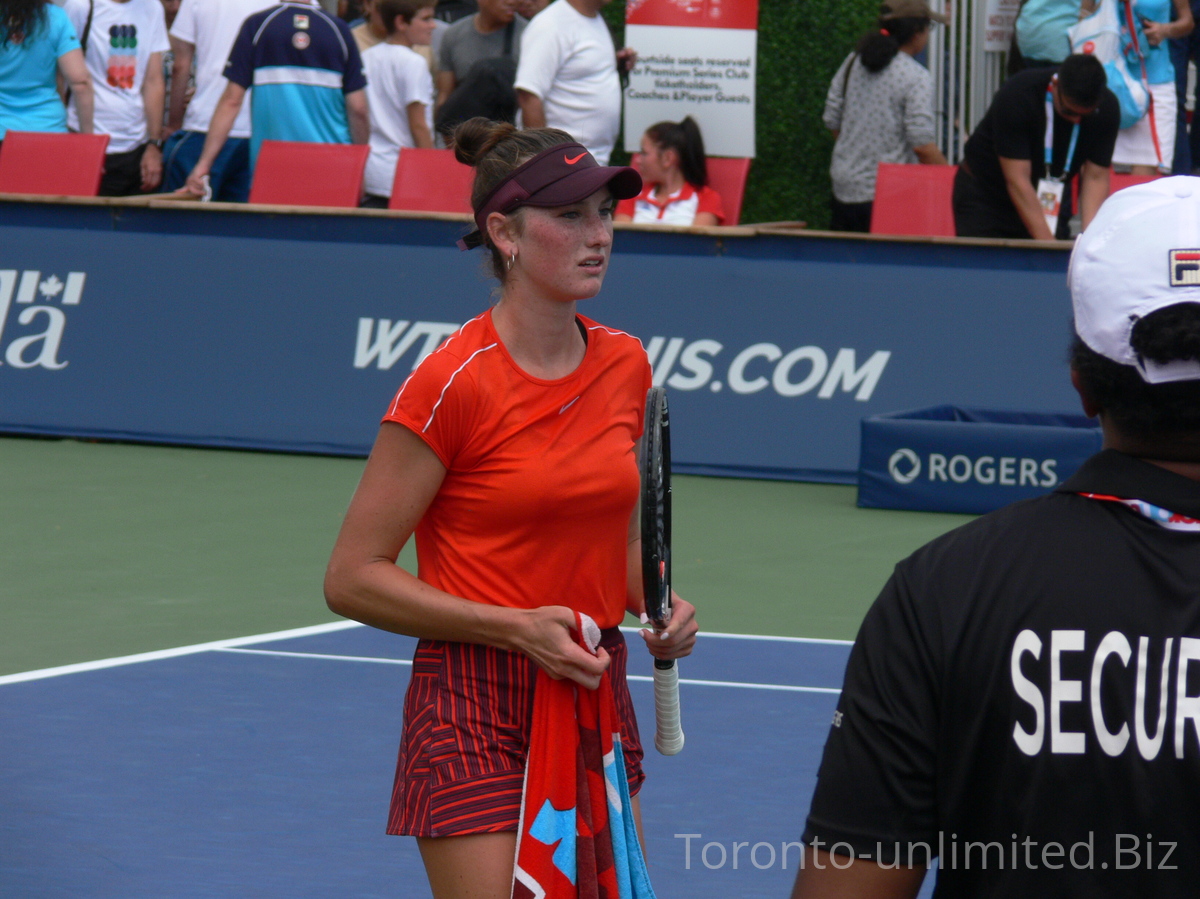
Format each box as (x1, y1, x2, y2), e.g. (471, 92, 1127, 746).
(512, 612, 657, 899)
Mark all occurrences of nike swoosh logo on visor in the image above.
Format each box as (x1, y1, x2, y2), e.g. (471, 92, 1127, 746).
(564, 153, 587, 165)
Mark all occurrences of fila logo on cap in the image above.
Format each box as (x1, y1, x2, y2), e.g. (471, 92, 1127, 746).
(1169, 249, 1200, 286)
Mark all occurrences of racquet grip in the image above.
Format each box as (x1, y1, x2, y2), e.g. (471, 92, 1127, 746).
(652, 661, 685, 756)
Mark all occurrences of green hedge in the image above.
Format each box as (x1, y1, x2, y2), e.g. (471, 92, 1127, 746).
(604, 0, 879, 227)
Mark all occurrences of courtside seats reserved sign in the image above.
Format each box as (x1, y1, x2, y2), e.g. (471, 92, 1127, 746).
(623, 0, 758, 158)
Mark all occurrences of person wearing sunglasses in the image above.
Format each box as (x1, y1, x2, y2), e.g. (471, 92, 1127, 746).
(953, 53, 1120, 240)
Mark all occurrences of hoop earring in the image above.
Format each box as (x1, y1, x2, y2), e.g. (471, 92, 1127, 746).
(507, 251, 517, 272)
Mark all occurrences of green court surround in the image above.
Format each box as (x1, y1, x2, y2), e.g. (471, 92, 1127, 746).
(1, 437, 972, 677)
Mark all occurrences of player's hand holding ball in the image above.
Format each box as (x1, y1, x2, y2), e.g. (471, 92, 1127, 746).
(512, 605, 611, 691)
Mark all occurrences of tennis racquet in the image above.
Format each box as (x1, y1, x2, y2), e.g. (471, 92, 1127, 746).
(641, 386, 684, 756)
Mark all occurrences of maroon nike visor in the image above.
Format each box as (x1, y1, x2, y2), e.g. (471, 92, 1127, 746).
(458, 142, 642, 250)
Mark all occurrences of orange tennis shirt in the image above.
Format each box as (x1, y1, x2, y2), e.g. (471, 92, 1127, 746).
(383, 310, 652, 629)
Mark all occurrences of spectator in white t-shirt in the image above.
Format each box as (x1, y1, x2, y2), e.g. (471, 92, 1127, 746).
(361, 0, 436, 206)
(353, 0, 442, 75)
(161, 0, 274, 201)
(513, 0, 633, 165)
(64, 0, 170, 195)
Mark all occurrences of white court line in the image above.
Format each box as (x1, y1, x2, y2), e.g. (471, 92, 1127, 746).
(1, 621, 851, 687)
(0, 620, 360, 686)
(693, 630, 853, 647)
(216, 647, 841, 695)
(647, 676, 841, 695)
(219, 647, 412, 666)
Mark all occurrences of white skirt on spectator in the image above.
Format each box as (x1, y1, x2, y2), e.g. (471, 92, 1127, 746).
(1112, 80, 1176, 172)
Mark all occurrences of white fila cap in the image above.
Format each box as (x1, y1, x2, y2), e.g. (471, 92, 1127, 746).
(1068, 176, 1200, 383)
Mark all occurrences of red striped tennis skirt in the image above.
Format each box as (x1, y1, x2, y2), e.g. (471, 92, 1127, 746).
(387, 627, 645, 837)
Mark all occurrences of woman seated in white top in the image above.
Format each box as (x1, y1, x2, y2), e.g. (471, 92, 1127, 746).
(615, 116, 725, 227)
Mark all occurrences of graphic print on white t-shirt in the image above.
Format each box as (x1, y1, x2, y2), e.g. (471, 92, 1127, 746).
(64, 0, 170, 152)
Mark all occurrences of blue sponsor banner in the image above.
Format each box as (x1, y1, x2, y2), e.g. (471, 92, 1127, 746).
(858, 406, 1103, 514)
(0, 200, 1083, 482)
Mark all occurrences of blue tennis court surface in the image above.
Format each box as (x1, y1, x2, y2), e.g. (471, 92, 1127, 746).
(0, 624, 928, 898)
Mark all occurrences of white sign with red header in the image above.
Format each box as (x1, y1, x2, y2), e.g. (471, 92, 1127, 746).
(623, 0, 759, 158)
(983, 0, 1022, 52)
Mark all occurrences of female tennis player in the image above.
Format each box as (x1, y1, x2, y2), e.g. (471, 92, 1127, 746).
(324, 117, 698, 898)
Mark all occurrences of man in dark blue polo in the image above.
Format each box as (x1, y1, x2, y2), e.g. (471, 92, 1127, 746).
(184, 0, 368, 195)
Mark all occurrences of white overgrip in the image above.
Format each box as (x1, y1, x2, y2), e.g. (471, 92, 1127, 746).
(653, 663, 684, 755)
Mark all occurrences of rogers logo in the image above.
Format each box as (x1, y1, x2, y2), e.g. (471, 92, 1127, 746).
(888, 449, 1060, 488)
(646, 336, 891, 401)
(888, 448, 921, 484)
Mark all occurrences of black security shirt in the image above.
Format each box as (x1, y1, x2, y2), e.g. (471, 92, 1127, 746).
(803, 450, 1200, 896)
(962, 67, 1120, 205)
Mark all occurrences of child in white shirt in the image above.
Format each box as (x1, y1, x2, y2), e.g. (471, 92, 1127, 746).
(361, 0, 436, 205)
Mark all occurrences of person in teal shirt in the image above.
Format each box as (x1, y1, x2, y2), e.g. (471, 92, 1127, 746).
(0, 0, 94, 141)
(1015, 0, 1082, 67)
(1094, 0, 1194, 174)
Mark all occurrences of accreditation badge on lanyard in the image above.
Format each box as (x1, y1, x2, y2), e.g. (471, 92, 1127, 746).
(1037, 80, 1080, 238)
